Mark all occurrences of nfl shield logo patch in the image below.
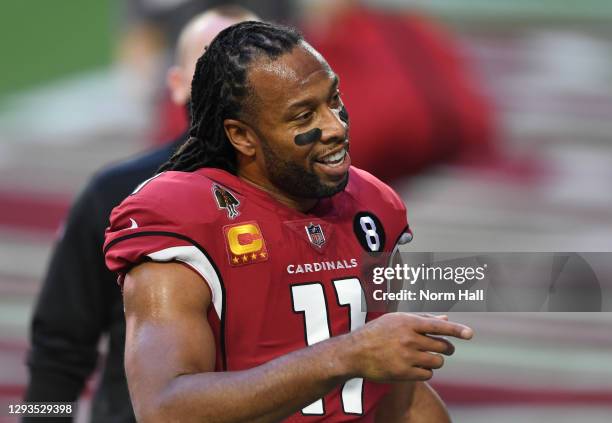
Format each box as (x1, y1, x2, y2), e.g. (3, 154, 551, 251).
(305, 223, 326, 248)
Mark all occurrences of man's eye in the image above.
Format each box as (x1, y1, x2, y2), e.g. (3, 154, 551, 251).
(296, 111, 313, 122)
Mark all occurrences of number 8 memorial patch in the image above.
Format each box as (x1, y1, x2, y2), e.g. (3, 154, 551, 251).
(353, 212, 385, 254)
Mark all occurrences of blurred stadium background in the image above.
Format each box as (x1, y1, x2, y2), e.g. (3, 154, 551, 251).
(1, 0, 611, 422)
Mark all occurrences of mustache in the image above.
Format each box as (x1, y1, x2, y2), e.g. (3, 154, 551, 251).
(319, 140, 350, 155)
(312, 140, 350, 162)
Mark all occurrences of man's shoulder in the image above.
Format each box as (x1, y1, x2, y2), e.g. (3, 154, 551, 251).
(342, 167, 410, 251)
(133, 170, 215, 197)
(345, 166, 406, 213)
(88, 142, 180, 199)
(103, 169, 231, 280)
(110, 169, 222, 229)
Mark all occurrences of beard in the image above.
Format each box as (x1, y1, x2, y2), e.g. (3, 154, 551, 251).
(260, 140, 349, 199)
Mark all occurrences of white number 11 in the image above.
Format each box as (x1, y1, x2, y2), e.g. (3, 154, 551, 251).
(291, 277, 366, 415)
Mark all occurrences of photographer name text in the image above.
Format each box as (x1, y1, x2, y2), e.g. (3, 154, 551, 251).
(372, 289, 484, 302)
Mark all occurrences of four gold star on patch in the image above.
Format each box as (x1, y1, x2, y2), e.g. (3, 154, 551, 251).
(224, 221, 269, 267)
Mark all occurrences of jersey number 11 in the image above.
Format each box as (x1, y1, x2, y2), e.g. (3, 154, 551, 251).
(291, 277, 366, 416)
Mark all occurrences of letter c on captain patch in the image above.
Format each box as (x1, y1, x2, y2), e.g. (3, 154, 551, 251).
(224, 221, 269, 266)
(227, 223, 262, 254)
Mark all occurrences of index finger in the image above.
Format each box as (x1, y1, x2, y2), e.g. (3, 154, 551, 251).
(416, 318, 474, 340)
(418, 313, 448, 321)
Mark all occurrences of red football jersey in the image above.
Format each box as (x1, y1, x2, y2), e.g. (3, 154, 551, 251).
(104, 166, 410, 422)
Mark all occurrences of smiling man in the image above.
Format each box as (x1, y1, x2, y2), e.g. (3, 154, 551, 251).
(104, 21, 473, 422)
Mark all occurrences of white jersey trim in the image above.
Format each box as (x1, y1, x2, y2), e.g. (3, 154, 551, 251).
(147, 245, 223, 318)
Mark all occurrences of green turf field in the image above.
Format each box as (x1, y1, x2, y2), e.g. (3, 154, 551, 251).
(0, 0, 115, 98)
(1, 0, 610, 101)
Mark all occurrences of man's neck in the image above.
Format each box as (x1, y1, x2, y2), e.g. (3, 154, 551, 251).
(238, 171, 318, 213)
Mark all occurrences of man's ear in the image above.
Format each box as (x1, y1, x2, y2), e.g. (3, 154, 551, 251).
(224, 119, 257, 157)
(167, 66, 189, 105)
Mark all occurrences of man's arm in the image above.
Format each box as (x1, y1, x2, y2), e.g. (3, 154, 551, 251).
(375, 382, 451, 423)
(124, 261, 473, 423)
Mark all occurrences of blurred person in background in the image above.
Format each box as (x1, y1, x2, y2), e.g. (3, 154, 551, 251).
(300, 0, 496, 182)
(23, 6, 258, 422)
(116, 0, 291, 143)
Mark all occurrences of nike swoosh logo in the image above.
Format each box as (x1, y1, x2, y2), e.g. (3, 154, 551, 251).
(129, 218, 138, 229)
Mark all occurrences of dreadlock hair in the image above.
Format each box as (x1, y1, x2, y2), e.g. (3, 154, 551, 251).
(158, 21, 303, 174)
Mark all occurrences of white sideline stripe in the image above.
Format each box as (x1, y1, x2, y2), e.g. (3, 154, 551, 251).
(147, 246, 222, 318)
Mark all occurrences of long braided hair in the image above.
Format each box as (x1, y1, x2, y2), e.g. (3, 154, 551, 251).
(158, 21, 302, 174)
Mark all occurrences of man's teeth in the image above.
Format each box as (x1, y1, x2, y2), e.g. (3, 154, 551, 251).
(320, 149, 346, 165)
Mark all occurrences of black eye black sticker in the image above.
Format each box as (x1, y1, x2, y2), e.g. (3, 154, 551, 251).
(353, 212, 386, 254)
(339, 105, 349, 124)
(294, 128, 322, 146)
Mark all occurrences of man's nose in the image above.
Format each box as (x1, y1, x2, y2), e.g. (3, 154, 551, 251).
(320, 107, 347, 144)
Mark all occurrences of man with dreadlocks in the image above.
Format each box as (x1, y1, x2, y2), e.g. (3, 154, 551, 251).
(24, 7, 258, 423)
(104, 21, 473, 422)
